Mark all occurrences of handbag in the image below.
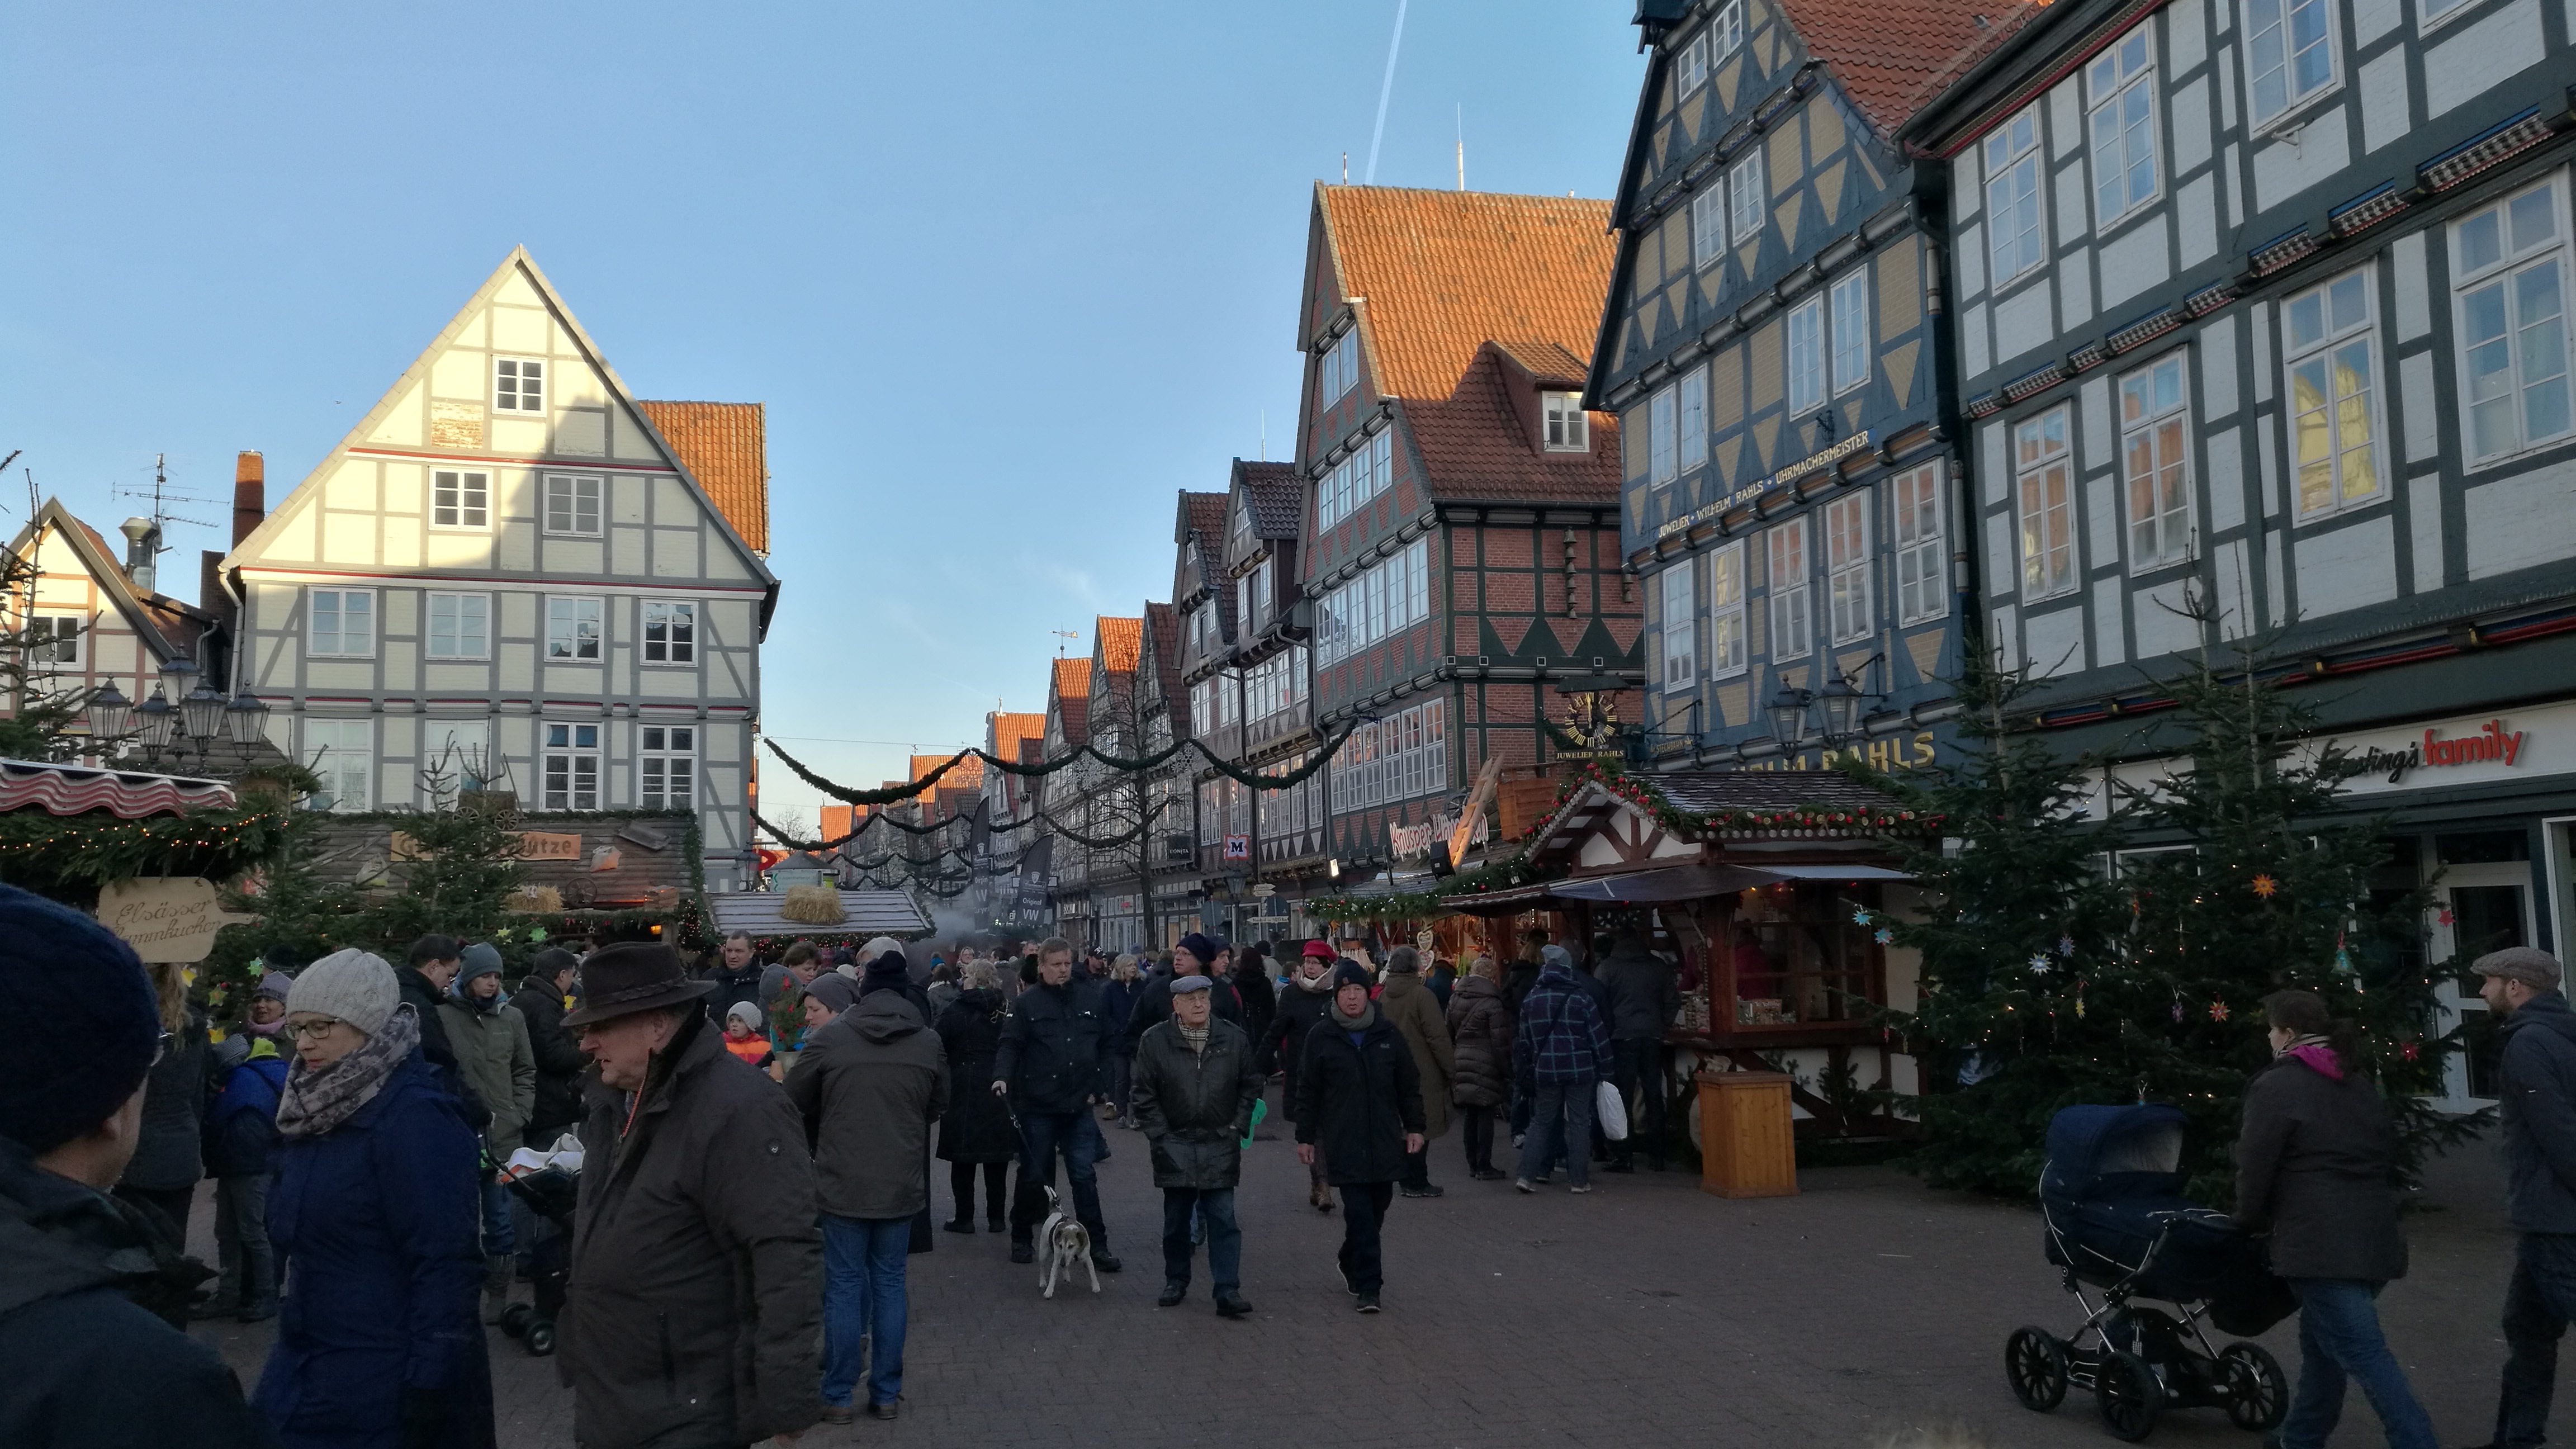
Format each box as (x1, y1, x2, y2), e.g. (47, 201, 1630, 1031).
(1595, 1077, 1630, 1140)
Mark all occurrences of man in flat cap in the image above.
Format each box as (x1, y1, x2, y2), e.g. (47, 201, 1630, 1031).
(559, 942, 823, 1449)
(1130, 973, 1263, 1318)
(2470, 945, 2576, 1449)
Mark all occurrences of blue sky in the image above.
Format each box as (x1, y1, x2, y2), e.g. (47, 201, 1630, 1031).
(1, 1, 1645, 825)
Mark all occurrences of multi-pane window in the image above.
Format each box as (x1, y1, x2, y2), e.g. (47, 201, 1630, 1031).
(425, 592, 491, 660)
(1985, 108, 2045, 285)
(420, 719, 493, 797)
(2015, 407, 2078, 598)
(1319, 332, 1358, 405)
(494, 357, 545, 413)
(1660, 560, 1697, 692)
(1767, 518, 1812, 662)
(2120, 356, 2194, 570)
(2286, 267, 2384, 515)
(431, 470, 489, 529)
(1691, 187, 1726, 271)
(1677, 29, 1710, 96)
(2455, 178, 2573, 461)
(1327, 699, 1446, 813)
(1649, 383, 1679, 485)
(308, 588, 375, 657)
(546, 596, 603, 661)
(1891, 462, 1947, 626)
(2087, 27, 2158, 224)
(1708, 540, 1748, 679)
(642, 600, 697, 664)
(544, 474, 603, 536)
(1679, 364, 1709, 475)
(1316, 431, 1393, 530)
(542, 723, 600, 811)
(1825, 491, 1874, 644)
(1787, 298, 1826, 414)
(1710, 0, 1745, 58)
(1830, 272, 1871, 395)
(1727, 151, 1765, 245)
(27, 614, 81, 667)
(2246, 0, 2337, 126)
(640, 725, 696, 810)
(305, 719, 372, 812)
(1543, 392, 1589, 450)
(1314, 537, 1431, 666)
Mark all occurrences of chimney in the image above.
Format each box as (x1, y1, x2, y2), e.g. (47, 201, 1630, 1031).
(119, 517, 160, 594)
(233, 452, 265, 546)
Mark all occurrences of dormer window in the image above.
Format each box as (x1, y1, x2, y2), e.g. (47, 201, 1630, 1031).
(1543, 392, 1589, 451)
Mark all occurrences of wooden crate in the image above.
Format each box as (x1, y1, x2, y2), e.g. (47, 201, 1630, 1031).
(1696, 1070, 1798, 1199)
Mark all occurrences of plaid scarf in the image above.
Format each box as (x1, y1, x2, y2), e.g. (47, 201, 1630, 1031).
(275, 1004, 422, 1140)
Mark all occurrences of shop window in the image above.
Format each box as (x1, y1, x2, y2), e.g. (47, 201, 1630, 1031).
(1720, 883, 1882, 1027)
(2437, 828, 2531, 864)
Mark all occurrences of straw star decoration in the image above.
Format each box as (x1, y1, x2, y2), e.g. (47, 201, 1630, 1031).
(2251, 874, 2280, 899)
(2028, 954, 2055, 974)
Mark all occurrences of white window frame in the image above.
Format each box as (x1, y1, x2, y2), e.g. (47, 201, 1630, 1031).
(2086, 26, 2160, 228)
(1767, 517, 1812, 662)
(494, 357, 546, 414)
(1727, 151, 1765, 247)
(543, 473, 604, 537)
(2015, 406, 2079, 600)
(1319, 332, 1357, 406)
(1711, 0, 1746, 59)
(1679, 364, 1709, 475)
(2119, 353, 2195, 572)
(1825, 491, 1874, 645)
(26, 612, 83, 668)
(307, 588, 376, 659)
(1649, 383, 1679, 485)
(1543, 392, 1590, 451)
(304, 718, 373, 813)
(2452, 176, 2575, 465)
(1891, 462, 1948, 626)
(1690, 187, 1727, 271)
(2415, 0, 2478, 28)
(1660, 559, 1698, 692)
(2285, 264, 2388, 518)
(642, 599, 697, 665)
(1787, 297, 1826, 415)
(1708, 539, 1749, 679)
(541, 722, 600, 811)
(430, 469, 490, 531)
(1830, 272, 1871, 395)
(546, 595, 603, 662)
(638, 724, 697, 811)
(1677, 29, 1710, 97)
(419, 718, 494, 798)
(1984, 107, 2045, 287)
(2244, 0, 2340, 129)
(424, 591, 491, 661)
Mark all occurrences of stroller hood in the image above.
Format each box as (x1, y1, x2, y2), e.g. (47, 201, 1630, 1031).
(2043, 1102, 2189, 1204)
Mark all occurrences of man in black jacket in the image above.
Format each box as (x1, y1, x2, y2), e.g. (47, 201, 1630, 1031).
(2474, 946, 2576, 1449)
(991, 937, 1120, 1272)
(1593, 929, 1682, 1172)
(402, 934, 487, 1128)
(1131, 976, 1262, 1317)
(517, 948, 588, 1147)
(1265, 942, 1341, 1212)
(1295, 961, 1424, 1314)
(1123, 932, 1242, 1055)
(704, 932, 765, 1025)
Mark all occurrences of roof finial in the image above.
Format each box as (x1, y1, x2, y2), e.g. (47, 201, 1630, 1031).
(1456, 104, 1466, 191)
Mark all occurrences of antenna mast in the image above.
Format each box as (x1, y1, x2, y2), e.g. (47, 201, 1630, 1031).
(1456, 104, 1465, 191)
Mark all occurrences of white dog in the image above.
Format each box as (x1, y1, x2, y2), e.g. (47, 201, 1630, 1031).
(1035, 1186, 1099, 1299)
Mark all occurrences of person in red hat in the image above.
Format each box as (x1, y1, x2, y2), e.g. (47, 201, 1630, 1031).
(1263, 941, 1344, 1213)
(558, 942, 822, 1449)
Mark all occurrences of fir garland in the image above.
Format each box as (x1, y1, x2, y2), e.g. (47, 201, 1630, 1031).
(0, 798, 300, 903)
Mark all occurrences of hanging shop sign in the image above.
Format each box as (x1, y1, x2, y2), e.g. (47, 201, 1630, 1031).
(96, 876, 250, 964)
(1223, 835, 1251, 861)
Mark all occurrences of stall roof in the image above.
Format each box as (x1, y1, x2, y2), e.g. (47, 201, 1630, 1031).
(1521, 769, 1911, 866)
(705, 889, 930, 939)
(1441, 860, 1914, 914)
(0, 757, 234, 818)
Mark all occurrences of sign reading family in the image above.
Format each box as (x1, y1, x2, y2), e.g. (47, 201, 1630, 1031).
(1656, 430, 1875, 542)
(2326, 718, 2529, 787)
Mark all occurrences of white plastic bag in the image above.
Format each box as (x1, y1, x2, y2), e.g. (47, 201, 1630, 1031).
(1595, 1078, 1630, 1141)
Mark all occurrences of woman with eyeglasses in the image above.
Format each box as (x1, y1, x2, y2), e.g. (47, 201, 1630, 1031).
(252, 949, 494, 1449)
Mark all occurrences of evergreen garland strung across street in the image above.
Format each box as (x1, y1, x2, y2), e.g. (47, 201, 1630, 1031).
(760, 718, 1363, 809)
(0, 793, 300, 905)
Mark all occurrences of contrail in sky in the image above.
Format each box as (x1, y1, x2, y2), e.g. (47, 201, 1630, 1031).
(1363, 0, 1408, 184)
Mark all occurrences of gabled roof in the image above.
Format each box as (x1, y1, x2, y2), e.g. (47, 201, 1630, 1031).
(1095, 615, 1142, 675)
(1142, 601, 1186, 728)
(1777, 0, 2045, 136)
(1407, 347, 1622, 503)
(7, 499, 215, 664)
(1049, 657, 1093, 747)
(636, 401, 769, 555)
(1233, 460, 1304, 540)
(989, 711, 1046, 752)
(1488, 339, 1590, 389)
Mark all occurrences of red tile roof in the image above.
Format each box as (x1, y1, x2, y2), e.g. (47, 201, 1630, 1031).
(1142, 601, 1186, 728)
(1049, 657, 1093, 747)
(1095, 615, 1142, 675)
(989, 712, 1046, 753)
(1780, 0, 2049, 135)
(637, 400, 770, 554)
(1403, 347, 1623, 504)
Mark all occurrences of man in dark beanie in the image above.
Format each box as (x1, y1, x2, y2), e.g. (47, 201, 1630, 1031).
(0, 883, 279, 1447)
(862, 947, 932, 1021)
(1121, 931, 1242, 1056)
(1295, 959, 1424, 1313)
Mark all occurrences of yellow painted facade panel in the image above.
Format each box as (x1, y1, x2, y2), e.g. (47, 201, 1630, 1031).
(1748, 320, 1783, 410)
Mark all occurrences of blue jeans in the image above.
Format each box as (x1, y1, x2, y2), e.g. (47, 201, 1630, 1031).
(1515, 1079, 1598, 1188)
(821, 1215, 909, 1409)
(1011, 1109, 1107, 1247)
(478, 1175, 514, 1257)
(1160, 1187, 1240, 1295)
(2494, 1232, 2576, 1447)
(2279, 1279, 2435, 1449)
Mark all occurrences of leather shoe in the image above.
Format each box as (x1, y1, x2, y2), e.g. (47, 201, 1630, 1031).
(1090, 1250, 1122, 1273)
(1470, 1168, 1507, 1181)
(1398, 1182, 1445, 1197)
(1010, 1241, 1034, 1264)
(869, 1400, 900, 1420)
(943, 1218, 976, 1234)
(1215, 1292, 1253, 1318)
(820, 1404, 855, 1426)
(1157, 1281, 1186, 1308)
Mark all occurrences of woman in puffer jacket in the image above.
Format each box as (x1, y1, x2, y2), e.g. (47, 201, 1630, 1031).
(1445, 955, 1513, 1180)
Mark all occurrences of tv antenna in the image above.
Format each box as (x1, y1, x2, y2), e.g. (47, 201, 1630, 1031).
(113, 453, 220, 538)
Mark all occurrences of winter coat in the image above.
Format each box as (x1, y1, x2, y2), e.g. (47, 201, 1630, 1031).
(1123, 972, 1243, 1055)
(1233, 962, 1278, 1047)
(787, 995, 949, 1221)
(1445, 975, 1513, 1109)
(437, 997, 537, 1157)
(925, 981, 961, 1022)
(254, 1051, 493, 1449)
(860, 968, 932, 1024)
(992, 978, 1112, 1115)
(565, 1012, 822, 1449)
(705, 962, 766, 1025)
(1503, 959, 1542, 1016)
(1514, 963, 1612, 1087)
(1293, 1007, 1426, 1187)
(397, 968, 487, 1131)
(1264, 976, 1336, 1123)
(1378, 973, 1456, 1142)
(1426, 963, 1456, 1011)
(2233, 1046, 2408, 1282)
(1130, 1018, 1264, 1191)
(933, 989, 1020, 1163)
(514, 985, 588, 1146)
(2497, 990, 2576, 1234)
(117, 1006, 209, 1195)
(1099, 978, 1140, 1053)
(0, 1135, 278, 1449)
(1594, 942, 1683, 1042)
(204, 1044, 290, 1180)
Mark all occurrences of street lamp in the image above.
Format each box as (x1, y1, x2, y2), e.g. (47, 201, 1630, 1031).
(179, 678, 226, 753)
(1767, 682, 1813, 744)
(84, 681, 134, 744)
(225, 689, 270, 759)
(1819, 674, 1865, 744)
(134, 687, 179, 761)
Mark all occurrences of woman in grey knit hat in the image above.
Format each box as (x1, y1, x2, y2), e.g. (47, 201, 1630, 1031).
(252, 949, 494, 1449)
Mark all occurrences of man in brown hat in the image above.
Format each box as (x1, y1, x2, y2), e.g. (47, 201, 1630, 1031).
(558, 941, 823, 1449)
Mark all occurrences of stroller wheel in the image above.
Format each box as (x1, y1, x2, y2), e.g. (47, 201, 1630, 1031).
(2094, 1349, 2162, 1442)
(2220, 1342, 2288, 1432)
(2004, 1325, 2069, 1411)
(525, 1320, 556, 1357)
(498, 1303, 534, 1338)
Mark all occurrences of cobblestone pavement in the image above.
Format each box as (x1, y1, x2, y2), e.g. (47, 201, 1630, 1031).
(187, 1085, 2542, 1448)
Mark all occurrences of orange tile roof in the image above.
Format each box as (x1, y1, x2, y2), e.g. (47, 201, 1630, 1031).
(990, 711, 1046, 752)
(1050, 657, 1093, 747)
(1780, 0, 2049, 136)
(1318, 187, 1617, 406)
(1405, 347, 1623, 503)
(638, 400, 770, 554)
(1096, 615, 1142, 674)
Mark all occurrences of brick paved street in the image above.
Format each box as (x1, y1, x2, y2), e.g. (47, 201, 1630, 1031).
(187, 1085, 2541, 1448)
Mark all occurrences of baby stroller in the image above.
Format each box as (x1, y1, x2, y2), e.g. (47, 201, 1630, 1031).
(494, 1138, 583, 1357)
(2004, 1104, 2294, 1442)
